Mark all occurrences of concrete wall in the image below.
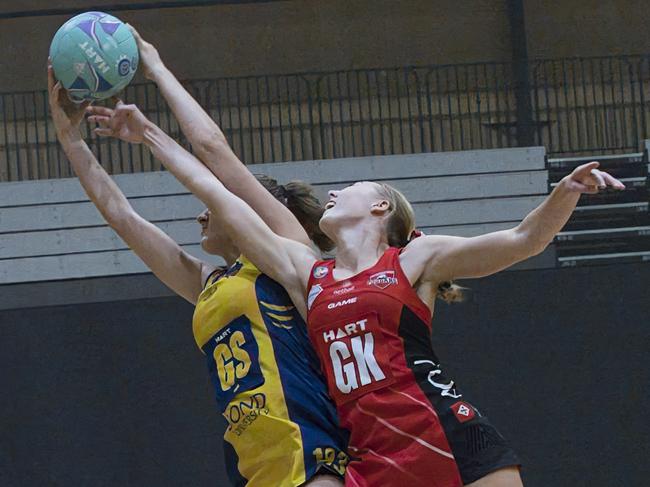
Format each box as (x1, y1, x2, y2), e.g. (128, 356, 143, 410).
(3, 0, 650, 95)
(0, 0, 511, 93)
(525, 0, 650, 58)
(0, 147, 551, 289)
(1, 262, 648, 486)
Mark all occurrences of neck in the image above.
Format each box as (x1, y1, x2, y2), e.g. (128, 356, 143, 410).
(221, 248, 240, 267)
(332, 221, 389, 274)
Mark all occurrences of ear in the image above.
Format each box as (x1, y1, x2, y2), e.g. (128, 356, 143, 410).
(370, 199, 390, 216)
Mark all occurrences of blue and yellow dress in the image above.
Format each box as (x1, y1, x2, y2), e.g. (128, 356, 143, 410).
(193, 255, 349, 487)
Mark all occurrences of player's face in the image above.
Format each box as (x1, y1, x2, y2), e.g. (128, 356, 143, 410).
(196, 208, 238, 256)
(320, 181, 388, 232)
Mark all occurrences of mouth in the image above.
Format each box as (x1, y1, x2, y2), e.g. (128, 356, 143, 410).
(325, 200, 336, 210)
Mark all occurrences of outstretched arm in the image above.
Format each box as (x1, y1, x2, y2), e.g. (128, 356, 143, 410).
(87, 102, 317, 314)
(128, 26, 313, 246)
(48, 67, 212, 304)
(401, 162, 625, 284)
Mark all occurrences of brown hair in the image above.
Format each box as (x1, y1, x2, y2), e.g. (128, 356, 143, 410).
(376, 182, 464, 303)
(255, 174, 334, 252)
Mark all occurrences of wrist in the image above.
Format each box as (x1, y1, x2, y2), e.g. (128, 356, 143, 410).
(58, 128, 83, 145)
(142, 119, 162, 146)
(558, 176, 577, 193)
(146, 62, 168, 82)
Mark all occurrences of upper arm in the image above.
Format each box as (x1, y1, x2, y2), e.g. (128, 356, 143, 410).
(195, 139, 313, 246)
(401, 228, 535, 285)
(113, 211, 212, 304)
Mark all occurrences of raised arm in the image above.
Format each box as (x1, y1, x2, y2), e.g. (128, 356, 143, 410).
(401, 162, 625, 285)
(48, 67, 212, 304)
(87, 102, 317, 315)
(127, 26, 312, 246)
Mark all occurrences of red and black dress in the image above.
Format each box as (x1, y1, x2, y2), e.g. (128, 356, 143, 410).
(306, 247, 519, 486)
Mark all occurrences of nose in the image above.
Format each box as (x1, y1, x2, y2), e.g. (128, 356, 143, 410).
(328, 190, 338, 199)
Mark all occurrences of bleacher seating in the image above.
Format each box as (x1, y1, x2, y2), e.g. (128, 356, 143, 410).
(551, 152, 650, 266)
(0, 147, 550, 287)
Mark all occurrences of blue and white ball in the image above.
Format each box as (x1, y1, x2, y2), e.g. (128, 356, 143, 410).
(49, 12, 139, 101)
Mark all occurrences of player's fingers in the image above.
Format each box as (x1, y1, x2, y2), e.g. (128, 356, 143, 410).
(87, 115, 111, 126)
(113, 106, 130, 124)
(113, 98, 125, 108)
(52, 81, 63, 102)
(86, 105, 114, 117)
(93, 127, 114, 137)
(590, 169, 607, 188)
(574, 161, 600, 178)
(601, 171, 626, 190)
(47, 65, 55, 93)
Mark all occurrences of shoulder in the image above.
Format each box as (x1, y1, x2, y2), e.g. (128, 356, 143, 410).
(400, 234, 456, 259)
(399, 234, 460, 284)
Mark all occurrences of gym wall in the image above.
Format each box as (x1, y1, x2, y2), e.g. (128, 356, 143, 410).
(2, 0, 649, 93)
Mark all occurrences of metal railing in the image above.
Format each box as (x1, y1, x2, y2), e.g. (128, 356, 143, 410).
(1, 54, 650, 181)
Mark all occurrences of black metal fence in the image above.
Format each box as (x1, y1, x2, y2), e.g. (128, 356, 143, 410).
(1, 54, 650, 181)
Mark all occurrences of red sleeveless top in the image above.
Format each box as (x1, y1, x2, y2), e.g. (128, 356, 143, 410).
(306, 247, 464, 486)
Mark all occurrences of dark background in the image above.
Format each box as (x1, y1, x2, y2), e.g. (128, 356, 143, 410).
(1, 262, 648, 486)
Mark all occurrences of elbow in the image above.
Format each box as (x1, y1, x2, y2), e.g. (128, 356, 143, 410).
(529, 240, 550, 258)
(513, 226, 550, 259)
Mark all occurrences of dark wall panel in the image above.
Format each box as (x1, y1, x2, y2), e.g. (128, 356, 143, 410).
(0, 297, 227, 486)
(434, 262, 650, 486)
(1, 262, 648, 486)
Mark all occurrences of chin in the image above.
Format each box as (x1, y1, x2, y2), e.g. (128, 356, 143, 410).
(319, 211, 335, 230)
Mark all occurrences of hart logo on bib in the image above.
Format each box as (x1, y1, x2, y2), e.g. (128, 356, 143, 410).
(367, 270, 398, 289)
(316, 313, 395, 403)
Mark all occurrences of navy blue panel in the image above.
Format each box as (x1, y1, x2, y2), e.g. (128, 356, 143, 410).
(201, 315, 265, 412)
(254, 273, 349, 479)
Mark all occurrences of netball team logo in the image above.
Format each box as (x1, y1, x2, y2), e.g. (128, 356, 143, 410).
(450, 401, 476, 424)
(367, 270, 398, 289)
(313, 265, 329, 279)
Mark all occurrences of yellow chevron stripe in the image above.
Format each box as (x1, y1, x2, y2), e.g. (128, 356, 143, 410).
(266, 312, 294, 322)
(270, 321, 293, 330)
(259, 301, 295, 312)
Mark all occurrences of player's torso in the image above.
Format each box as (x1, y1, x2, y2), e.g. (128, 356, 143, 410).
(306, 248, 436, 408)
(306, 249, 469, 486)
(193, 256, 348, 486)
(308, 249, 460, 420)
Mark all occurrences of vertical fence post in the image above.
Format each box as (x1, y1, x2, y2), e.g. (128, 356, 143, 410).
(507, 0, 536, 147)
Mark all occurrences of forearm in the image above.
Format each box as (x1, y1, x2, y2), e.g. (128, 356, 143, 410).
(150, 65, 228, 153)
(143, 120, 218, 197)
(59, 133, 134, 225)
(149, 65, 311, 245)
(516, 178, 581, 253)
